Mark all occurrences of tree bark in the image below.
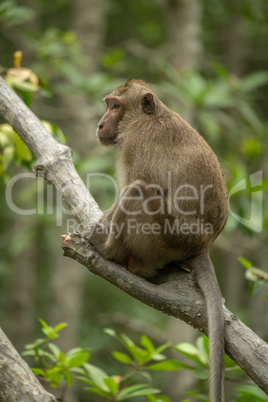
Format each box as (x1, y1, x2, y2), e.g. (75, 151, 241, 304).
(0, 77, 268, 395)
(163, 0, 202, 71)
(0, 327, 56, 402)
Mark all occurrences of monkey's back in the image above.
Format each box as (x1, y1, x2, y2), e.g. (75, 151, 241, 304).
(118, 110, 228, 260)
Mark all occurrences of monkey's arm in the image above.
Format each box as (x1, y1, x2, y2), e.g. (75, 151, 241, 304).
(0, 77, 267, 395)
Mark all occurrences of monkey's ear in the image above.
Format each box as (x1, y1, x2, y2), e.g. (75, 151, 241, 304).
(141, 93, 155, 115)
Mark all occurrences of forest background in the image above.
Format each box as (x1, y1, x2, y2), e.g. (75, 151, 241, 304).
(0, 0, 268, 401)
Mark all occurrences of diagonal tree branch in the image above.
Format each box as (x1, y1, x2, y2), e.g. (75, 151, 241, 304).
(0, 76, 268, 394)
(0, 327, 57, 402)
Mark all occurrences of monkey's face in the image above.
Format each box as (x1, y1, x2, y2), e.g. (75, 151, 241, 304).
(96, 80, 160, 146)
(96, 96, 124, 145)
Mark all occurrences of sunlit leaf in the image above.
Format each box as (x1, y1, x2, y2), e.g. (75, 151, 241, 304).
(147, 360, 192, 371)
(53, 322, 68, 333)
(2, 146, 14, 170)
(238, 257, 253, 269)
(196, 336, 209, 365)
(13, 133, 32, 162)
(112, 351, 133, 364)
(118, 384, 160, 400)
(140, 335, 155, 353)
(67, 352, 90, 368)
(146, 395, 171, 402)
(31, 368, 46, 376)
(104, 328, 116, 338)
(83, 363, 109, 391)
(103, 377, 119, 395)
(48, 343, 62, 359)
(174, 342, 201, 364)
(62, 368, 73, 386)
(46, 367, 62, 388)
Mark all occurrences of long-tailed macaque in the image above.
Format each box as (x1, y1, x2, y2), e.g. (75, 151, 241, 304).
(83, 79, 229, 401)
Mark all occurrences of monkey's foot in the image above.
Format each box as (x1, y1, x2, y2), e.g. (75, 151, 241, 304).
(78, 223, 110, 258)
(81, 224, 95, 243)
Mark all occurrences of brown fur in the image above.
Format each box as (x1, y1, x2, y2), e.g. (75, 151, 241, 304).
(84, 79, 228, 401)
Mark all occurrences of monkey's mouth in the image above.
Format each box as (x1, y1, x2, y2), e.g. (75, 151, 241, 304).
(98, 135, 117, 145)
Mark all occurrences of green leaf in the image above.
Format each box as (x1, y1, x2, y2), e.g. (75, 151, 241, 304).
(238, 101, 263, 132)
(186, 391, 208, 401)
(39, 319, 59, 339)
(67, 347, 91, 357)
(48, 343, 62, 359)
(112, 351, 133, 364)
(225, 365, 244, 373)
(2, 146, 14, 170)
(46, 367, 62, 388)
(42, 328, 58, 340)
(174, 343, 205, 366)
(67, 352, 90, 368)
(103, 377, 119, 395)
(198, 111, 221, 141)
(37, 350, 56, 362)
(250, 280, 265, 296)
(154, 343, 171, 355)
(147, 395, 170, 402)
(238, 256, 253, 269)
(118, 384, 160, 400)
(23, 338, 46, 350)
(118, 384, 149, 398)
(83, 363, 109, 391)
(236, 384, 268, 400)
(0, 3, 35, 27)
(75, 375, 94, 385)
(120, 333, 136, 349)
(54, 322, 68, 333)
(116, 333, 150, 363)
(130, 348, 151, 364)
(11, 80, 39, 93)
(31, 368, 46, 376)
(194, 367, 209, 380)
(223, 354, 238, 369)
(39, 319, 49, 329)
(22, 350, 36, 357)
(140, 335, 155, 353)
(240, 71, 268, 93)
(203, 81, 234, 108)
(42, 121, 66, 144)
(104, 328, 117, 338)
(62, 368, 73, 386)
(86, 386, 111, 398)
(121, 388, 160, 400)
(196, 336, 209, 365)
(147, 360, 192, 371)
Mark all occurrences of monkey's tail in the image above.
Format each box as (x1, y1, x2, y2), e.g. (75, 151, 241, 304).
(185, 251, 225, 402)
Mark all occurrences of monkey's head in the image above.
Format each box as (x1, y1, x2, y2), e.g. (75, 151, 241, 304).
(96, 79, 167, 145)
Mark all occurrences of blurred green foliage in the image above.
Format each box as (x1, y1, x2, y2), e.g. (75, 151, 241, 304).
(24, 321, 267, 401)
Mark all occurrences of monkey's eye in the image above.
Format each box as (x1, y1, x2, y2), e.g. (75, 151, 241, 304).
(112, 103, 120, 110)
